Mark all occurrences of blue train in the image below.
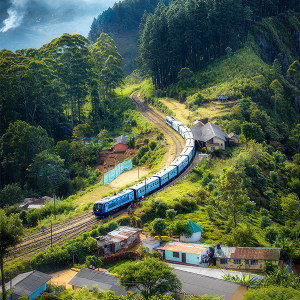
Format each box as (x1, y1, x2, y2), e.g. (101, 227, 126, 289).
(93, 116, 195, 217)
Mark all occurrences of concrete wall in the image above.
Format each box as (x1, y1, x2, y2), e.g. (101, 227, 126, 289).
(165, 250, 200, 265)
(216, 258, 276, 270)
(143, 241, 161, 253)
(114, 143, 128, 152)
(180, 232, 201, 242)
(213, 137, 226, 149)
(230, 285, 248, 300)
(231, 136, 239, 144)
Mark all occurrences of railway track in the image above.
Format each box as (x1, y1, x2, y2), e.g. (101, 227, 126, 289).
(130, 91, 184, 157)
(6, 91, 199, 265)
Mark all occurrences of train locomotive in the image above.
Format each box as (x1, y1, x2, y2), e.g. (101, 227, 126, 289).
(93, 116, 195, 217)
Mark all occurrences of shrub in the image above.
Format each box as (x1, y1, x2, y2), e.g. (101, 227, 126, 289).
(264, 227, 278, 244)
(260, 215, 272, 229)
(117, 216, 131, 226)
(84, 255, 103, 269)
(149, 140, 157, 150)
(137, 146, 149, 159)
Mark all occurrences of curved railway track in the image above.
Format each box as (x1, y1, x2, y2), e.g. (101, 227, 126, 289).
(130, 91, 184, 158)
(6, 91, 199, 265)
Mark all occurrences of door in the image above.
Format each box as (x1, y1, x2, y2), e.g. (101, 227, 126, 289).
(245, 260, 249, 269)
(182, 253, 186, 263)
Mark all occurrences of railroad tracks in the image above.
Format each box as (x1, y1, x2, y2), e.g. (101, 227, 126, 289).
(6, 91, 199, 265)
(130, 91, 184, 157)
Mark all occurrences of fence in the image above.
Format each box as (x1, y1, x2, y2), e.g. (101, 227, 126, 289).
(103, 159, 133, 185)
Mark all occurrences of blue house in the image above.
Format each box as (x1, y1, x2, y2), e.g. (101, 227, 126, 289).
(162, 242, 211, 266)
(5, 270, 52, 300)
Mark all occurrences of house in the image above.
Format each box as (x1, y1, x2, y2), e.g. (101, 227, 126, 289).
(213, 245, 281, 271)
(180, 221, 203, 242)
(218, 94, 229, 102)
(161, 242, 211, 266)
(142, 237, 161, 252)
(112, 135, 128, 152)
(193, 120, 205, 128)
(68, 267, 132, 295)
(190, 122, 239, 152)
(5, 270, 52, 300)
(174, 269, 248, 300)
(96, 226, 140, 256)
(227, 132, 240, 145)
(19, 196, 53, 210)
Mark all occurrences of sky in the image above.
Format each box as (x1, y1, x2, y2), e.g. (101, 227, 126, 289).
(0, 0, 117, 51)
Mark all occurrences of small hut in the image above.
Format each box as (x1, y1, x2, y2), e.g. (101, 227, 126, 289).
(217, 95, 228, 102)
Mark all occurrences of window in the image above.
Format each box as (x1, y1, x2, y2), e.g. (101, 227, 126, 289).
(220, 259, 227, 264)
(211, 147, 215, 151)
(251, 260, 258, 265)
(221, 143, 223, 147)
(234, 259, 241, 264)
(173, 252, 179, 258)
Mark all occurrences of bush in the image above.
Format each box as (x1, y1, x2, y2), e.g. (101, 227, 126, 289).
(117, 216, 131, 226)
(264, 227, 278, 244)
(84, 255, 102, 269)
(149, 140, 157, 151)
(137, 146, 149, 159)
(260, 215, 272, 229)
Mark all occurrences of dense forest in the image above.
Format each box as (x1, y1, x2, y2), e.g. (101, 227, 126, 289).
(138, 0, 300, 89)
(0, 33, 131, 206)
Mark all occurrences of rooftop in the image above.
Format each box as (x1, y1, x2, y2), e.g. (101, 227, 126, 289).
(6, 270, 52, 297)
(162, 242, 208, 255)
(113, 135, 127, 147)
(190, 122, 229, 143)
(213, 247, 281, 261)
(186, 221, 203, 233)
(68, 268, 132, 296)
(96, 226, 140, 246)
(142, 237, 161, 246)
(228, 132, 240, 139)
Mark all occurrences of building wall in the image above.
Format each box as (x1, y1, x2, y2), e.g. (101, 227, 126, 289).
(165, 250, 200, 265)
(180, 232, 201, 242)
(216, 258, 276, 270)
(231, 136, 239, 144)
(114, 143, 128, 152)
(230, 285, 248, 300)
(143, 241, 161, 253)
(29, 283, 47, 299)
(213, 137, 226, 149)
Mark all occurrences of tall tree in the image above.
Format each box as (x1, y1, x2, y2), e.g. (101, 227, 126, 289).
(115, 257, 182, 300)
(0, 209, 23, 300)
(215, 168, 254, 227)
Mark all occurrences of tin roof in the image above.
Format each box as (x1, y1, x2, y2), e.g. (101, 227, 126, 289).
(143, 237, 161, 246)
(213, 247, 281, 260)
(162, 242, 208, 255)
(113, 135, 127, 147)
(96, 226, 140, 245)
(6, 270, 52, 297)
(228, 132, 240, 139)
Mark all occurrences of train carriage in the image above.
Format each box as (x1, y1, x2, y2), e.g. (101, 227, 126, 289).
(130, 177, 160, 199)
(93, 189, 134, 217)
(170, 155, 189, 174)
(185, 139, 195, 157)
(152, 164, 178, 186)
(179, 146, 194, 163)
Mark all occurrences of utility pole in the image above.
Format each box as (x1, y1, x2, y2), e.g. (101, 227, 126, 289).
(10, 273, 12, 300)
(72, 241, 74, 267)
(53, 194, 56, 220)
(51, 219, 53, 248)
(97, 248, 99, 271)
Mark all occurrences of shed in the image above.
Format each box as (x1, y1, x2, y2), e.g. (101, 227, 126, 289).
(180, 221, 203, 242)
(96, 226, 140, 256)
(161, 242, 211, 266)
(227, 132, 240, 145)
(218, 94, 229, 102)
(213, 245, 281, 271)
(5, 270, 52, 300)
(142, 237, 161, 252)
(112, 135, 128, 152)
(68, 267, 134, 295)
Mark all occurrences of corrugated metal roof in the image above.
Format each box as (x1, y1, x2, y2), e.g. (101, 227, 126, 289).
(213, 247, 281, 260)
(174, 269, 241, 300)
(113, 135, 127, 147)
(162, 242, 208, 255)
(68, 268, 131, 296)
(97, 226, 140, 245)
(6, 270, 52, 297)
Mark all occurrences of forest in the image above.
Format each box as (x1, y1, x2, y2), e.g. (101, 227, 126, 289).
(0, 32, 129, 206)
